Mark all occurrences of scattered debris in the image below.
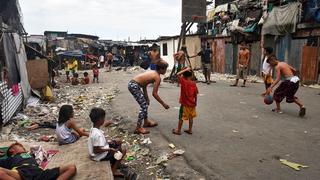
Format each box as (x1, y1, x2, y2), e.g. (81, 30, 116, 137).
(141, 137, 152, 145)
(156, 155, 168, 165)
(279, 159, 308, 171)
(168, 143, 176, 149)
(232, 130, 239, 133)
(173, 149, 185, 155)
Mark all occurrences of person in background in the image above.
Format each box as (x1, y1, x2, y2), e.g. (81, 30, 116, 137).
(149, 46, 160, 70)
(99, 54, 105, 69)
(69, 59, 78, 77)
(65, 58, 70, 83)
(71, 73, 80, 85)
(231, 41, 250, 87)
(106, 51, 113, 72)
(261, 47, 274, 96)
(81, 72, 90, 85)
(0, 142, 77, 180)
(92, 65, 99, 83)
(56, 105, 89, 145)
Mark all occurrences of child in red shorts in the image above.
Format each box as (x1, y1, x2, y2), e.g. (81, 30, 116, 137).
(172, 67, 198, 135)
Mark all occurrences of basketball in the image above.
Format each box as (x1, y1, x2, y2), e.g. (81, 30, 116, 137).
(264, 95, 274, 105)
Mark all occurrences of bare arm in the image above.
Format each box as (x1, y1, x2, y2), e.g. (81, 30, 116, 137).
(68, 121, 89, 137)
(177, 67, 191, 76)
(152, 77, 169, 109)
(266, 66, 281, 94)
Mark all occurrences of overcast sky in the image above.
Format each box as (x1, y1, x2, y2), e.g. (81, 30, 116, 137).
(19, 0, 184, 41)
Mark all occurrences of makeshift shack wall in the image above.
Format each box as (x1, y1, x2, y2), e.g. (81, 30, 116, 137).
(249, 41, 261, 75)
(26, 59, 49, 89)
(301, 46, 318, 84)
(288, 39, 307, 70)
(159, 38, 177, 70)
(185, 36, 201, 70)
(213, 38, 226, 73)
(225, 43, 233, 74)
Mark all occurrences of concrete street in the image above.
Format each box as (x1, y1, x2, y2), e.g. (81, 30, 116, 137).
(110, 70, 320, 180)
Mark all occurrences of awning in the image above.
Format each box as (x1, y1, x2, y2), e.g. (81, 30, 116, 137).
(215, 3, 238, 14)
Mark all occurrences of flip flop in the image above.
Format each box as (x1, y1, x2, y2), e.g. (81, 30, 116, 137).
(113, 173, 125, 178)
(230, 84, 237, 87)
(299, 107, 306, 117)
(172, 129, 181, 135)
(184, 130, 193, 135)
(272, 108, 283, 114)
(241, 85, 246, 87)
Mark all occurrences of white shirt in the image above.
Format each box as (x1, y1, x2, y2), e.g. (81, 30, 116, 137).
(99, 55, 105, 62)
(262, 56, 272, 75)
(88, 128, 109, 161)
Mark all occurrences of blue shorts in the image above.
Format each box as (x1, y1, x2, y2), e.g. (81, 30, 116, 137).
(150, 63, 157, 70)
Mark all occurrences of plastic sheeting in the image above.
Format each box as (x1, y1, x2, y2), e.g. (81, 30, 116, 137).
(262, 2, 301, 35)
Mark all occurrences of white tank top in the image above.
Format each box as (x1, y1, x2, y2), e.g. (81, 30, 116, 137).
(56, 123, 72, 140)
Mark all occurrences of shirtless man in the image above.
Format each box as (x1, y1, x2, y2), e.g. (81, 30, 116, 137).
(265, 55, 306, 117)
(128, 59, 170, 134)
(106, 51, 113, 71)
(149, 48, 160, 70)
(231, 42, 250, 87)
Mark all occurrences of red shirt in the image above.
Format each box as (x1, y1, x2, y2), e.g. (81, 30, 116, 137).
(93, 68, 99, 76)
(179, 76, 198, 107)
(84, 77, 90, 84)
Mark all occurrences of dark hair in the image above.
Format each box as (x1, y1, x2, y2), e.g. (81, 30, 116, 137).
(183, 70, 192, 78)
(267, 54, 277, 63)
(264, 47, 273, 55)
(181, 47, 187, 51)
(7, 142, 24, 156)
(58, 105, 74, 125)
(89, 108, 106, 124)
(156, 60, 168, 70)
(73, 73, 79, 78)
(84, 72, 89, 77)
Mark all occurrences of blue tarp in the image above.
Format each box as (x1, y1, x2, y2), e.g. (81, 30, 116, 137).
(57, 50, 84, 58)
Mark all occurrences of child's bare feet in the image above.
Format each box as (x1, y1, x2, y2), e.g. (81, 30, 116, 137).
(184, 130, 193, 134)
(172, 129, 181, 135)
(299, 106, 306, 117)
(134, 127, 150, 134)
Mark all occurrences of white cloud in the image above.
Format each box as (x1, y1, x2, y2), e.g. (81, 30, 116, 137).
(19, 0, 183, 40)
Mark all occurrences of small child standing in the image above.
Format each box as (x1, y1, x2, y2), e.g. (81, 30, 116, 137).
(56, 105, 89, 145)
(92, 65, 99, 83)
(172, 67, 198, 135)
(88, 108, 125, 178)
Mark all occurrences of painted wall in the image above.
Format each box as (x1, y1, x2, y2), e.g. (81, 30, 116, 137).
(159, 36, 202, 70)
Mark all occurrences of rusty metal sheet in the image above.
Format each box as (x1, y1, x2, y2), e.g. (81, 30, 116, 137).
(213, 39, 226, 73)
(301, 46, 318, 83)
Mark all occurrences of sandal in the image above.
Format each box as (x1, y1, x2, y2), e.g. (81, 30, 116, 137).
(230, 84, 237, 87)
(272, 108, 283, 114)
(172, 129, 181, 135)
(134, 128, 150, 134)
(299, 107, 306, 117)
(184, 130, 193, 135)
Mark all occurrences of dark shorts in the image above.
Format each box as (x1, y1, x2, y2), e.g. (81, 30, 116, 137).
(66, 71, 70, 76)
(94, 74, 99, 78)
(274, 80, 299, 103)
(150, 63, 157, 70)
(59, 133, 79, 145)
(18, 165, 60, 180)
(107, 60, 112, 65)
(101, 141, 121, 165)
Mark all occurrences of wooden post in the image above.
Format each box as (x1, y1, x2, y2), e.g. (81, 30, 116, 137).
(316, 37, 320, 83)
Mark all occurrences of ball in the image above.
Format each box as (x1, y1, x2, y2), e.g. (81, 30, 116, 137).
(264, 95, 274, 105)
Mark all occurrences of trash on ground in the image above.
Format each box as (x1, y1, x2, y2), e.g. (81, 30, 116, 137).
(173, 149, 185, 155)
(279, 159, 308, 171)
(141, 137, 152, 145)
(168, 143, 175, 149)
(156, 155, 168, 165)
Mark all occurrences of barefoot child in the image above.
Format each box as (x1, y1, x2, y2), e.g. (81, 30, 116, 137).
(128, 59, 170, 134)
(0, 142, 76, 180)
(265, 55, 306, 117)
(92, 65, 99, 83)
(88, 108, 126, 178)
(172, 67, 198, 135)
(56, 105, 89, 145)
(81, 72, 90, 85)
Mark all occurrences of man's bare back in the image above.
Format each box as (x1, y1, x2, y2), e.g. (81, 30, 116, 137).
(107, 53, 113, 61)
(276, 62, 295, 78)
(133, 71, 160, 87)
